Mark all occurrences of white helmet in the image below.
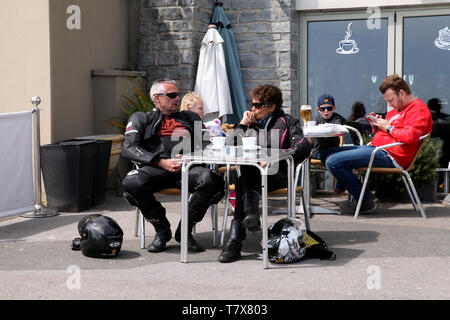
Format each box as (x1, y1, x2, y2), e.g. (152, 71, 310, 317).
(266, 218, 307, 264)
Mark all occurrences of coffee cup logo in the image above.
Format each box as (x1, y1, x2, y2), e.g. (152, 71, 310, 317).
(434, 26, 450, 51)
(336, 22, 360, 55)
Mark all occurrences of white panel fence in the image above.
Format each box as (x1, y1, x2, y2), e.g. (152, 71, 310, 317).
(0, 97, 57, 219)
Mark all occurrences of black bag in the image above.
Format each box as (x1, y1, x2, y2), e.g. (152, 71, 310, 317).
(304, 230, 336, 260)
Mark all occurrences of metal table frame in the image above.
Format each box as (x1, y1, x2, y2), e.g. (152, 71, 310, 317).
(299, 131, 346, 215)
(180, 147, 296, 269)
(437, 168, 450, 193)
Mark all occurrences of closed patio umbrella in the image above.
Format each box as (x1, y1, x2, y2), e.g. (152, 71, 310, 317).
(211, 2, 247, 124)
(194, 25, 233, 118)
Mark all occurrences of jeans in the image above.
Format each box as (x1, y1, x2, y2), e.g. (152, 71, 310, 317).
(321, 146, 395, 203)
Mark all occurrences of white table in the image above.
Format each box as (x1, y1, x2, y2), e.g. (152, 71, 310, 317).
(180, 146, 296, 269)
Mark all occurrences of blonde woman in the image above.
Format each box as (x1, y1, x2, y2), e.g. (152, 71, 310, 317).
(180, 92, 204, 120)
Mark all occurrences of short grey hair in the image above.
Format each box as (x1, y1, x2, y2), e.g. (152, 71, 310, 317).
(150, 79, 177, 103)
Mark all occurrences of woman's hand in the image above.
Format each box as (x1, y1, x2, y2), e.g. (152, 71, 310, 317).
(240, 111, 255, 126)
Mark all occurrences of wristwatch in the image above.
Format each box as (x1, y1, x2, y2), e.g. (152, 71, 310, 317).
(387, 125, 393, 135)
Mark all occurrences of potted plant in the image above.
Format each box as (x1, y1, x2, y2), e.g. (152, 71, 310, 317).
(108, 86, 155, 132)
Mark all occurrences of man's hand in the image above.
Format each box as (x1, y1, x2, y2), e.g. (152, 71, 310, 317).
(240, 111, 256, 126)
(367, 112, 390, 132)
(158, 156, 183, 173)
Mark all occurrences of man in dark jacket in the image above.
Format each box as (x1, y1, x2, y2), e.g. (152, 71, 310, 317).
(218, 84, 311, 263)
(121, 79, 224, 253)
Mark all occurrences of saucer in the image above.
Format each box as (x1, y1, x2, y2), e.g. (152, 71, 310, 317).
(336, 47, 360, 55)
(434, 38, 450, 50)
(242, 145, 261, 151)
(207, 145, 226, 150)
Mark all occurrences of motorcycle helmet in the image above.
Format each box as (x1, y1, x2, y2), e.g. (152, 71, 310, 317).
(267, 218, 307, 264)
(76, 214, 124, 258)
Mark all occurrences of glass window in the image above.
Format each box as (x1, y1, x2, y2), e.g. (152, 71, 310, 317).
(307, 18, 389, 120)
(402, 15, 450, 118)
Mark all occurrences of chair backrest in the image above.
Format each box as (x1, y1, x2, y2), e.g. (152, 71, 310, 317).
(343, 123, 364, 146)
(404, 134, 429, 172)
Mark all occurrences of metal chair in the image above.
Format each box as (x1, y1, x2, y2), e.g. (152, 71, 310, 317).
(131, 162, 220, 249)
(354, 134, 430, 219)
(218, 160, 310, 246)
(310, 125, 363, 190)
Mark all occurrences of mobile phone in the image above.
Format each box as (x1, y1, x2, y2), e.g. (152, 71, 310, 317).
(366, 114, 377, 121)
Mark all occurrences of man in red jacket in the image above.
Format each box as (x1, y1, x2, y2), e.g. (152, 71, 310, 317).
(322, 74, 433, 214)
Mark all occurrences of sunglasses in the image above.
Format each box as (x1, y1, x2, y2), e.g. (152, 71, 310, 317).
(251, 102, 270, 109)
(156, 92, 179, 99)
(318, 106, 334, 112)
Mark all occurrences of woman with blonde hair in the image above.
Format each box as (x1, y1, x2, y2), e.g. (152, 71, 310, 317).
(180, 92, 204, 120)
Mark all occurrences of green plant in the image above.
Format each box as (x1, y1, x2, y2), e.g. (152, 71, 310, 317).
(108, 87, 155, 131)
(367, 138, 442, 200)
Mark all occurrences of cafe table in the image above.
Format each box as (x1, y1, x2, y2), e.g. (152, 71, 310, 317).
(180, 146, 296, 269)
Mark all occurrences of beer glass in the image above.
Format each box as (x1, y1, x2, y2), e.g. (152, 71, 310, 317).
(300, 105, 312, 127)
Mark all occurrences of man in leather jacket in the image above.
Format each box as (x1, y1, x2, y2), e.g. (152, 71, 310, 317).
(121, 79, 224, 253)
(218, 84, 311, 263)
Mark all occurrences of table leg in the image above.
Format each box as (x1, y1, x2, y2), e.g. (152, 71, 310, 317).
(444, 171, 449, 193)
(287, 158, 293, 219)
(180, 161, 190, 263)
(304, 157, 311, 208)
(297, 156, 342, 215)
(261, 169, 269, 269)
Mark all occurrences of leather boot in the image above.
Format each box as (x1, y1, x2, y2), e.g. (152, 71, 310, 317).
(147, 227, 172, 253)
(174, 222, 205, 252)
(218, 219, 245, 263)
(242, 191, 261, 232)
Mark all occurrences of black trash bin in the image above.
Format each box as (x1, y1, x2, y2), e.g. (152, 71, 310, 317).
(41, 140, 96, 212)
(74, 139, 112, 206)
(41, 139, 112, 212)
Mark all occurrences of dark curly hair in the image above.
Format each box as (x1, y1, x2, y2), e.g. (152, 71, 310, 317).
(250, 84, 283, 111)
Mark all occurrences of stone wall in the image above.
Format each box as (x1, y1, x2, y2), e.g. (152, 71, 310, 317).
(139, 0, 299, 117)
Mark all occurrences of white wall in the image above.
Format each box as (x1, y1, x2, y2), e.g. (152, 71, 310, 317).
(0, 0, 52, 144)
(49, 0, 129, 142)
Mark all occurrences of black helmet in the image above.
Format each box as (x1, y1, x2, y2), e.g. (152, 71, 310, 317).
(76, 214, 124, 258)
(267, 218, 307, 264)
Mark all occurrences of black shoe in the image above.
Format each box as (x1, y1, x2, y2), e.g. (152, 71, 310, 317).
(218, 239, 242, 263)
(147, 228, 172, 253)
(339, 197, 377, 215)
(360, 197, 377, 213)
(174, 231, 205, 252)
(242, 214, 261, 232)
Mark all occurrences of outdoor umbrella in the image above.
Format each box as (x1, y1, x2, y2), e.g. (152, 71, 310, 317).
(194, 25, 233, 118)
(211, 3, 247, 124)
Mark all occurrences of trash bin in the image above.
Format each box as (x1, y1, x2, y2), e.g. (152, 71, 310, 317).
(40, 139, 112, 212)
(73, 139, 112, 206)
(41, 140, 97, 212)
(76, 134, 124, 191)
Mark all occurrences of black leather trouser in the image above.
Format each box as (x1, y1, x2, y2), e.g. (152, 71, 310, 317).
(233, 165, 287, 221)
(122, 165, 224, 232)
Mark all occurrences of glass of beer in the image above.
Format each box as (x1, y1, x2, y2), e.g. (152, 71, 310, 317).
(300, 105, 312, 127)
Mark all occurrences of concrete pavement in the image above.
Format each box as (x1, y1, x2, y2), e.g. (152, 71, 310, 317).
(1, 191, 450, 300)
